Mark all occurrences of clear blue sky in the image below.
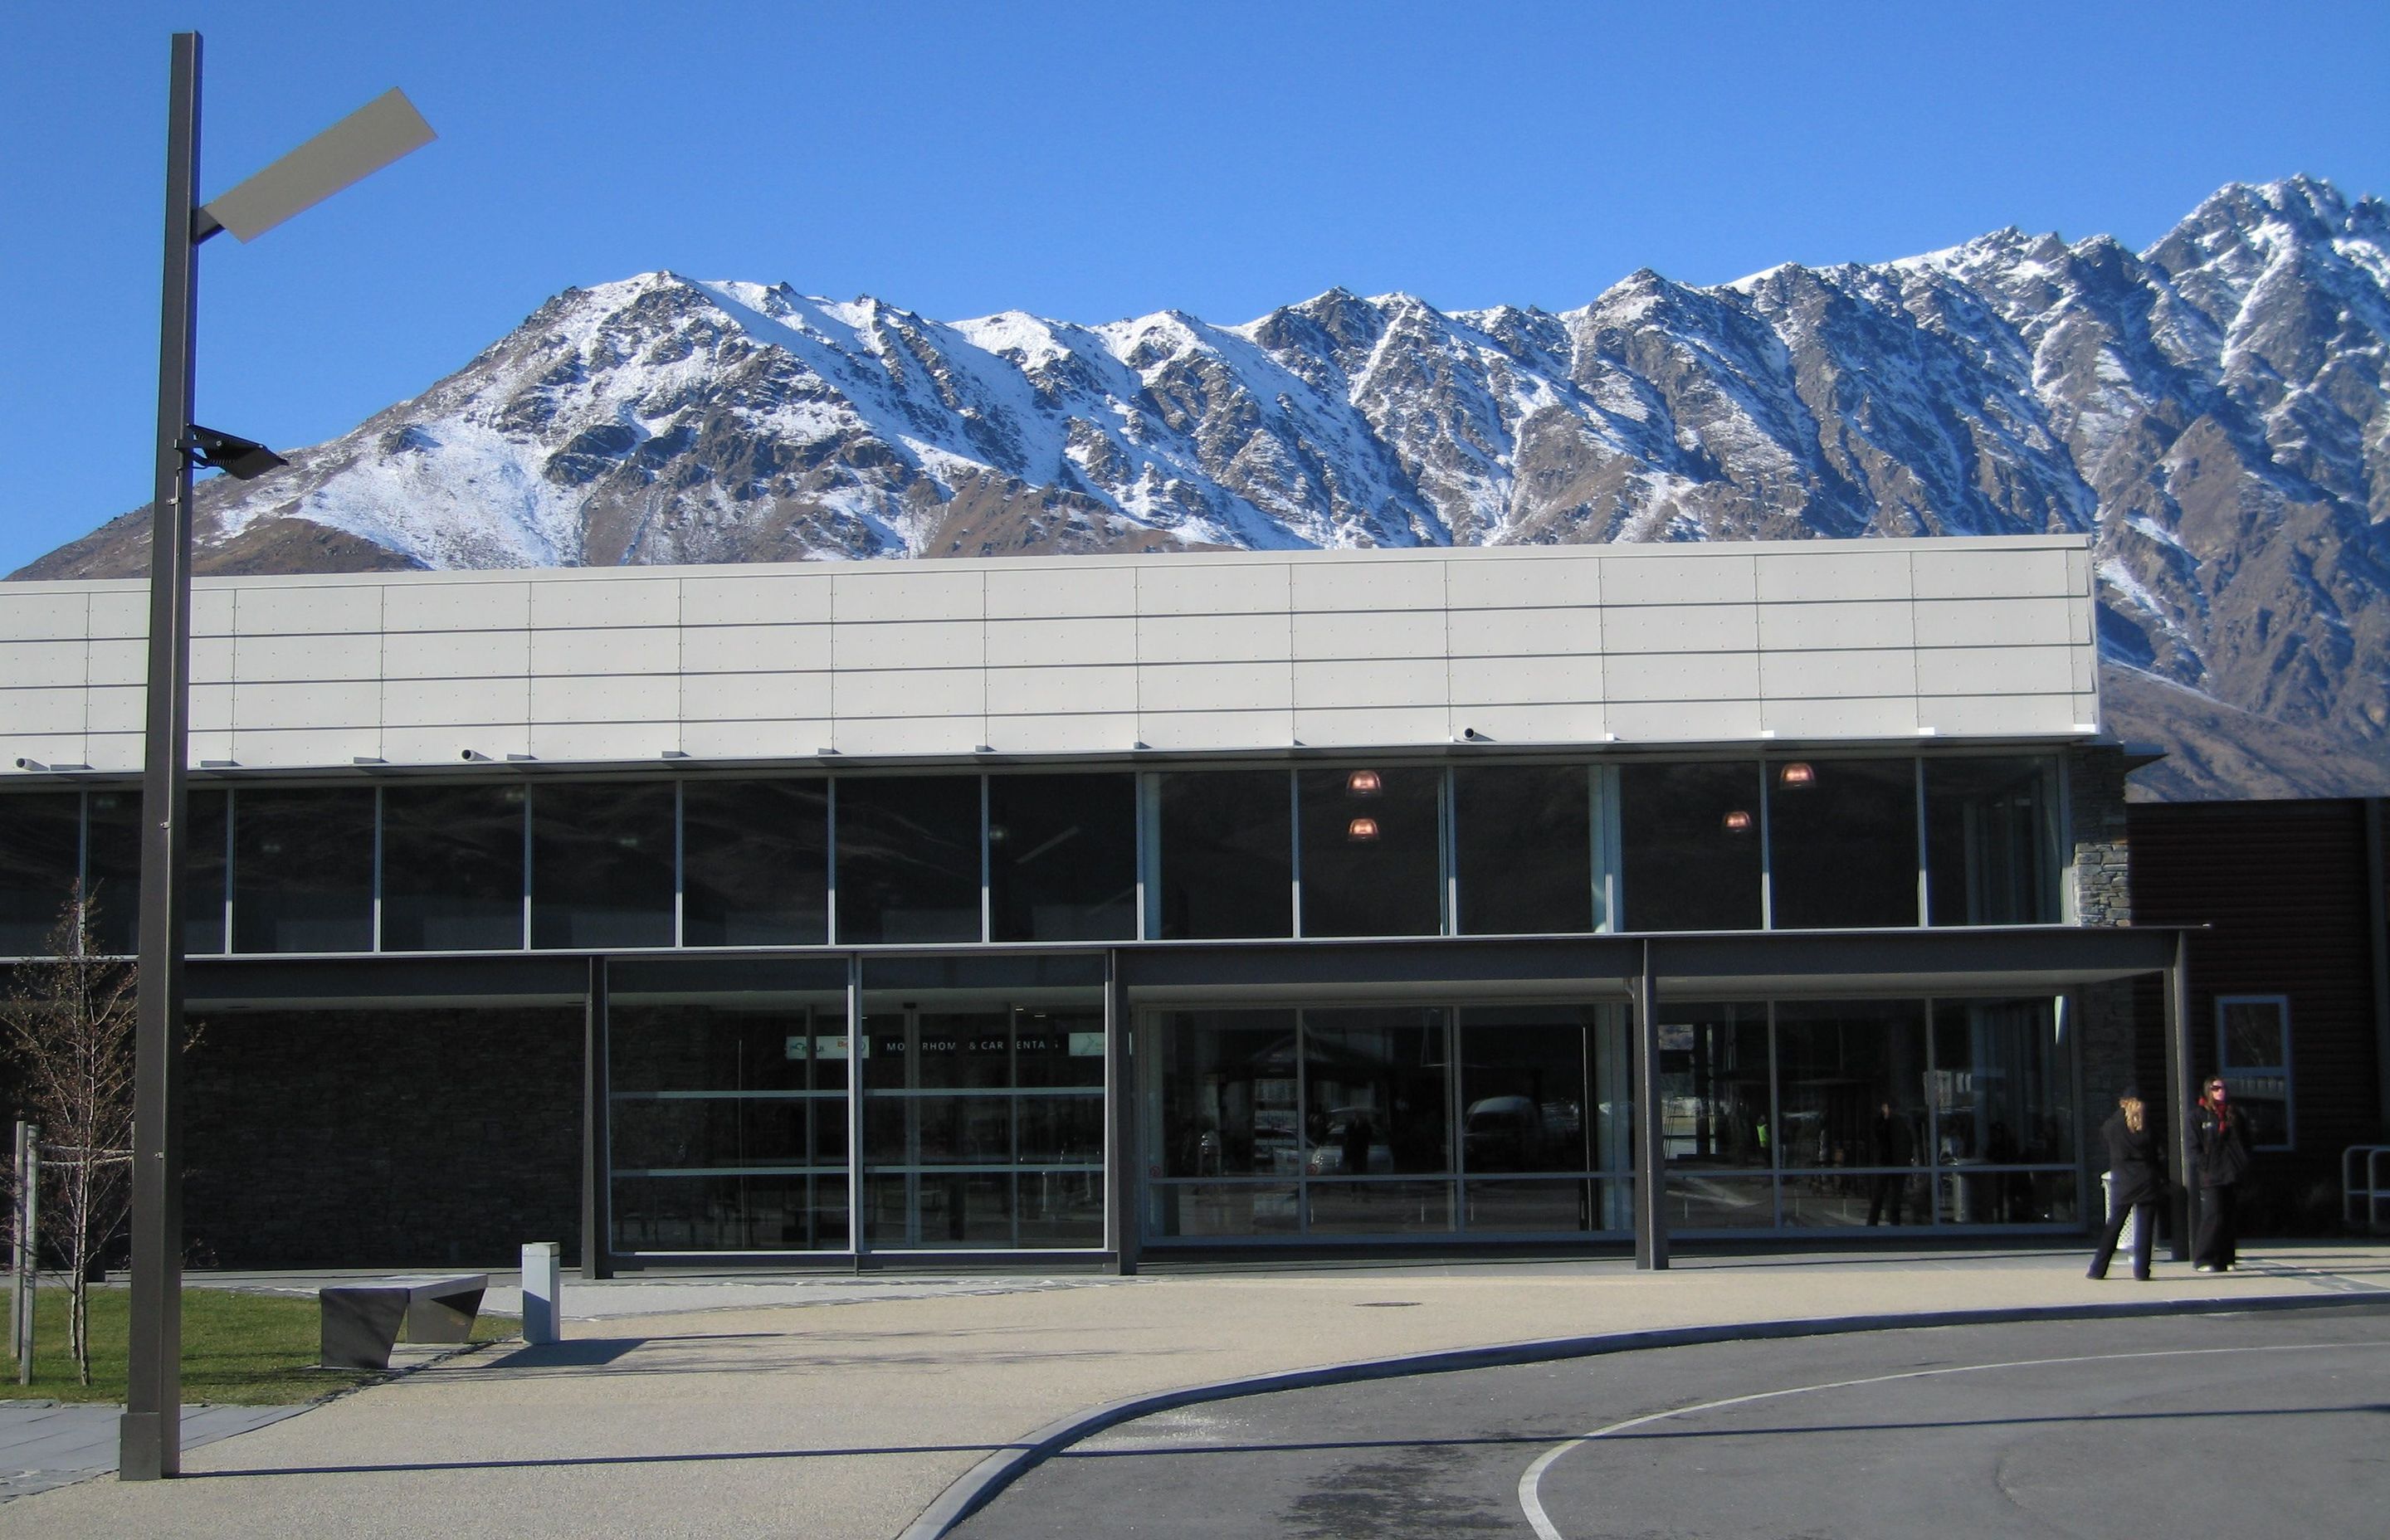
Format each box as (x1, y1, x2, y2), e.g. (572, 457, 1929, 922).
(2, 0, 2384, 574)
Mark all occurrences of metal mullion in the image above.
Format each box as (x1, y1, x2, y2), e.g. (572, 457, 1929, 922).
(672, 778, 685, 948)
(1757, 760, 1775, 931)
(979, 775, 992, 945)
(1914, 757, 1930, 927)
(846, 951, 863, 1261)
(1766, 1001, 1783, 1230)
(370, 785, 383, 953)
(76, 790, 88, 929)
(825, 777, 840, 945)
(1924, 993, 1941, 1226)
(1288, 770, 1302, 939)
(1446, 1006, 1466, 1231)
(519, 783, 534, 950)
(221, 787, 234, 950)
(1440, 766, 1456, 937)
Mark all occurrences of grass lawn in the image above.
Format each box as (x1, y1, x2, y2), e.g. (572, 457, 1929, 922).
(7, 1284, 515, 1405)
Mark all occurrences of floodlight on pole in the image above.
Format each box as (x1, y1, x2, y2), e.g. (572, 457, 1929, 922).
(123, 34, 430, 1484)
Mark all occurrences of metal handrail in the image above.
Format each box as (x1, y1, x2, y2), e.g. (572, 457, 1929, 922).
(2344, 1146, 2390, 1235)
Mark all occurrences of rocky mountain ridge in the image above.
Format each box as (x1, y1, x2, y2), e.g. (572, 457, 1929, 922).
(21, 177, 2388, 802)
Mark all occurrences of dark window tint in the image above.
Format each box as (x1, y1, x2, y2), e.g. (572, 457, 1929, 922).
(1773, 999, 1928, 1169)
(0, 792, 80, 955)
(1458, 1006, 1603, 1175)
(1299, 768, 1440, 938)
(1618, 763, 1763, 932)
(85, 788, 225, 956)
(835, 776, 980, 943)
(988, 774, 1135, 941)
(1456, 765, 1590, 934)
(1932, 998, 2073, 1169)
(531, 782, 676, 948)
(232, 788, 375, 953)
(1151, 1011, 1300, 1178)
(1657, 1002, 1772, 1170)
(1768, 758, 1917, 928)
(383, 783, 524, 951)
(684, 779, 829, 947)
(1924, 757, 2056, 925)
(1156, 771, 1290, 939)
(1303, 1006, 1452, 1176)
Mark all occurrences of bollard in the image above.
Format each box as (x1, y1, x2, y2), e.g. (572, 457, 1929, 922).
(521, 1242, 561, 1345)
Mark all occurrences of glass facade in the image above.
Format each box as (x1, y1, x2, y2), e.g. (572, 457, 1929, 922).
(1651, 996, 2076, 1233)
(1146, 1004, 1632, 1240)
(233, 788, 375, 953)
(0, 753, 2066, 959)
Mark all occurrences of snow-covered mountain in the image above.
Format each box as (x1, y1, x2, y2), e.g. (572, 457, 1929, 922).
(22, 177, 2389, 802)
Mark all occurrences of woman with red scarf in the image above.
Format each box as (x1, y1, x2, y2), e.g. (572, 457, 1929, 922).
(2192, 1076, 2253, 1272)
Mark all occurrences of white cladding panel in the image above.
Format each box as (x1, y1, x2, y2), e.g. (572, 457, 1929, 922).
(0, 538, 2098, 773)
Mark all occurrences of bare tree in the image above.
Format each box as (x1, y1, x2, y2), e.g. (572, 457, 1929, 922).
(0, 887, 136, 1385)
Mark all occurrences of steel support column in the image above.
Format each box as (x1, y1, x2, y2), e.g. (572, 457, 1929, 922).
(1632, 938, 1668, 1270)
(123, 31, 203, 1484)
(1105, 948, 1139, 1275)
(581, 956, 612, 1279)
(2163, 928, 2195, 1263)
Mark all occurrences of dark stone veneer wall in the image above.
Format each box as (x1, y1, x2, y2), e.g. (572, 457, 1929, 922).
(2069, 745, 2139, 1167)
(184, 1006, 582, 1270)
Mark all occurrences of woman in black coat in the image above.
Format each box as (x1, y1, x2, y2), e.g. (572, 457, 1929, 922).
(2192, 1077, 2254, 1272)
(2088, 1087, 2166, 1280)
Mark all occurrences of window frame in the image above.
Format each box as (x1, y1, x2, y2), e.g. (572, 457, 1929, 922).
(2213, 993, 2295, 1151)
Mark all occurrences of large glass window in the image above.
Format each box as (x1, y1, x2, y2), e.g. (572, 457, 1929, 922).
(0, 792, 80, 956)
(835, 776, 981, 944)
(1659, 1002, 1773, 1228)
(1455, 766, 1591, 935)
(1458, 1005, 1629, 1233)
(1774, 1000, 1929, 1228)
(607, 958, 851, 1253)
(2214, 996, 2293, 1149)
(1929, 997, 2077, 1222)
(1619, 763, 1763, 932)
(82, 787, 227, 956)
(988, 774, 1135, 942)
(860, 957, 1106, 1250)
(1298, 768, 1440, 938)
(1155, 770, 1291, 939)
(1924, 757, 2058, 925)
(1302, 1006, 1452, 1233)
(1768, 758, 1919, 928)
(683, 778, 828, 947)
(382, 783, 524, 952)
(232, 787, 374, 953)
(531, 782, 676, 949)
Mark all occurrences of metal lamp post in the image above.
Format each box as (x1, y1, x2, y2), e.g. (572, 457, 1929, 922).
(123, 32, 432, 1481)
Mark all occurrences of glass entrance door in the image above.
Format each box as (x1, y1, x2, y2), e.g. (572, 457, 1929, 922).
(860, 956, 1108, 1251)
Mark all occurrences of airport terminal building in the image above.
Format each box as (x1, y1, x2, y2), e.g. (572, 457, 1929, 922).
(0, 535, 2183, 1270)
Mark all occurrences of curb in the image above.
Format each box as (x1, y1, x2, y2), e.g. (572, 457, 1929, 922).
(898, 1289, 2390, 1539)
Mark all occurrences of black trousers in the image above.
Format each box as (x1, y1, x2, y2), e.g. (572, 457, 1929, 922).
(1866, 1172, 1909, 1226)
(2193, 1184, 2240, 1269)
(2089, 1198, 2155, 1278)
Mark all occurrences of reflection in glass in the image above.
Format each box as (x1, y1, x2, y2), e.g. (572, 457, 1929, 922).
(683, 779, 828, 946)
(1149, 1183, 1300, 1238)
(1302, 1007, 1451, 1182)
(607, 992, 848, 1252)
(1666, 1173, 1775, 1227)
(989, 774, 1135, 941)
(1153, 1011, 1301, 1179)
(1774, 1000, 1928, 1171)
(1658, 1004, 1771, 1170)
(1306, 1181, 1453, 1234)
(1455, 766, 1591, 934)
(383, 783, 524, 951)
(1619, 763, 1763, 931)
(1463, 1180, 1595, 1233)
(83, 787, 227, 956)
(1156, 771, 1290, 939)
(1298, 768, 1440, 937)
(1768, 758, 1918, 928)
(0, 792, 79, 956)
(531, 782, 676, 948)
(1925, 757, 2056, 924)
(233, 787, 374, 953)
(836, 776, 981, 943)
(1930, 997, 2075, 1222)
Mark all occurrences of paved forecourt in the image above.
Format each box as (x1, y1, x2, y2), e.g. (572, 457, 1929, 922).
(0, 1246, 2382, 1540)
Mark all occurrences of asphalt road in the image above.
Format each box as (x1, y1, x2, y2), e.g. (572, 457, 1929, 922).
(951, 1306, 2390, 1539)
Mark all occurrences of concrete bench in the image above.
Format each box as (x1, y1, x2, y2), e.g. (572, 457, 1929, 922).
(319, 1274, 488, 1370)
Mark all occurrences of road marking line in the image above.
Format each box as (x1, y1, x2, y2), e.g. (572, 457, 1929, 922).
(1516, 1339, 2388, 1540)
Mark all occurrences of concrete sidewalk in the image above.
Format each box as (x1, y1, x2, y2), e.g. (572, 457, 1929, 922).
(4, 1245, 2383, 1539)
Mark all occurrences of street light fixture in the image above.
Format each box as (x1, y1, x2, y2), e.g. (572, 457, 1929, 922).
(124, 33, 431, 1483)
